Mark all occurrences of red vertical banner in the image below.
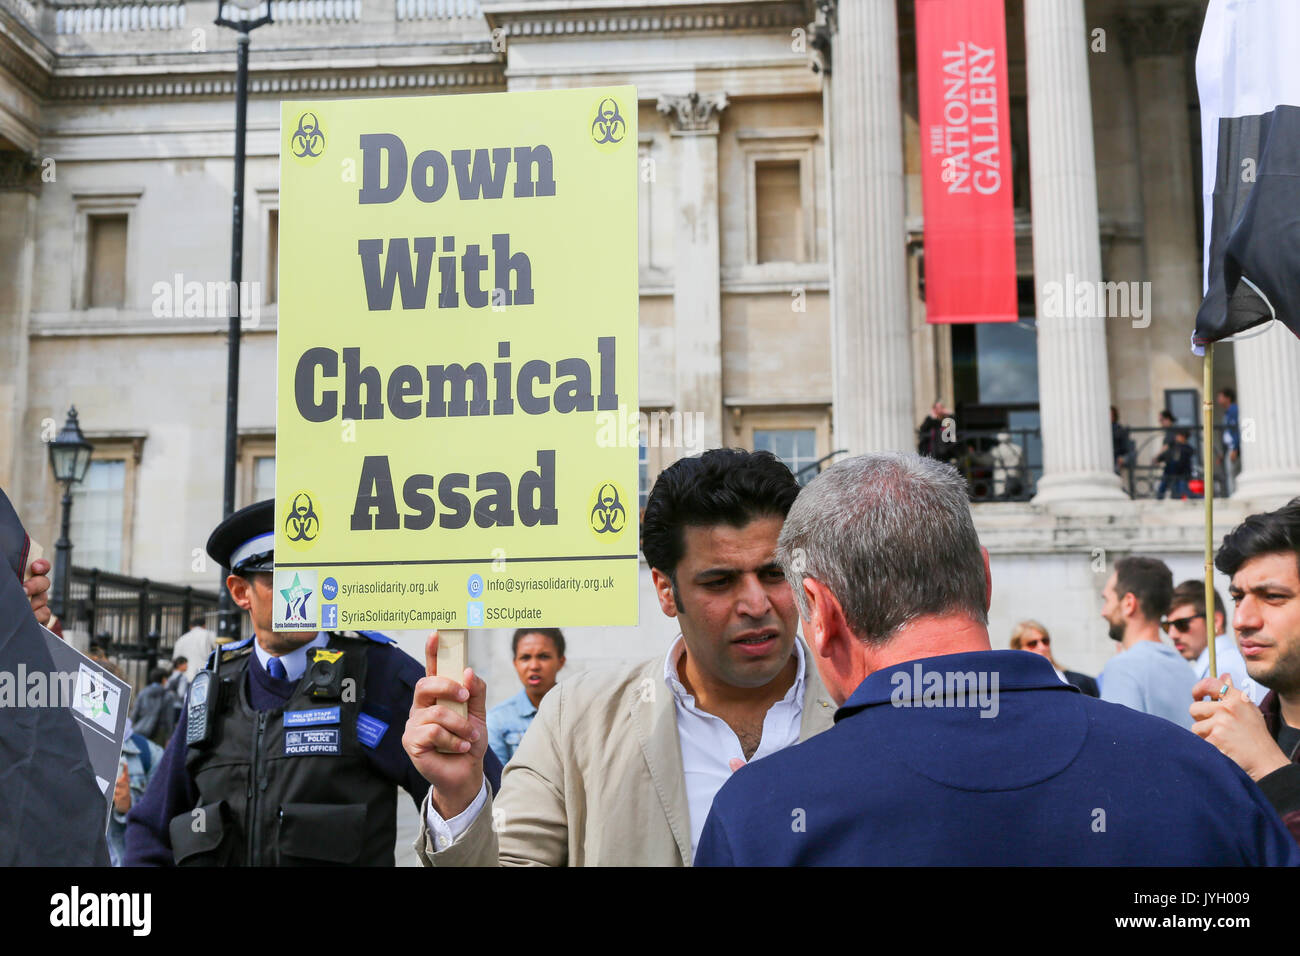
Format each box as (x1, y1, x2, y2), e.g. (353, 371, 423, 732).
(916, 0, 1017, 323)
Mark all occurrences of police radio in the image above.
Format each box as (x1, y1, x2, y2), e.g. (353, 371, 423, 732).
(185, 647, 219, 748)
(304, 648, 345, 700)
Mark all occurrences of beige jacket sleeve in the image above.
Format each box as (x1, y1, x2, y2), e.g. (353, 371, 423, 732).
(414, 675, 570, 867)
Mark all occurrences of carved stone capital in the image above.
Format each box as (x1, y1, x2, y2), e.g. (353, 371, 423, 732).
(1117, 4, 1199, 60)
(656, 92, 729, 134)
(0, 151, 40, 193)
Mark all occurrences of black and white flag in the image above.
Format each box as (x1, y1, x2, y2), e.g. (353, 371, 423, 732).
(1195, 0, 1300, 348)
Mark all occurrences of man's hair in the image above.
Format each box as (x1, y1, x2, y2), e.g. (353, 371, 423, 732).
(1216, 497, 1300, 580)
(190, 614, 206, 629)
(1159, 409, 1174, 421)
(1113, 556, 1174, 624)
(512, 627, 565, 658)
(1009, 619, 1049, 650)
(1176, 428, 1191, 440)
(1169, 579, 1226, 624)
(776, 453, 987, 646)
(172, 656, 188, 668)
(148, 667, 168, 684)
(640, 448, 800, 579)
(1218, 387, 1237, 403)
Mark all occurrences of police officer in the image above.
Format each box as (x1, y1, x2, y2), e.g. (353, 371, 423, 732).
(124, 499, 502, 865)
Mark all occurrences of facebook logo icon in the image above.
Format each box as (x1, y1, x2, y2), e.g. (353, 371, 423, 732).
(467, 602, 484, 627)
(321, 603, 338, 628)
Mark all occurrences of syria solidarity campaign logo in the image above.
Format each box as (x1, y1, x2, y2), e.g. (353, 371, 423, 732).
(273, 569, 319, 629)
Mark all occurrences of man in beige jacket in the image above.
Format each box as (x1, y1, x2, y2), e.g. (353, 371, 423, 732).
(403, 448, 836, 865)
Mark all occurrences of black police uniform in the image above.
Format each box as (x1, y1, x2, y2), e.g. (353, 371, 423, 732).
(123, 499, 502, 866)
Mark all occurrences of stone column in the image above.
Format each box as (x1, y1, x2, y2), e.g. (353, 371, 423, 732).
(657, 92, 727, 452)
(0, 154, 39, 504)
(1122, 6, 1203, 415)
(824, 0, 914, 454)
(1025, 0, 1126, 502)
(1232, 323, 1300, 501)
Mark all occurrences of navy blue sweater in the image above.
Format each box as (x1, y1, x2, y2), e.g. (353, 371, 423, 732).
(697, 650, 1300, 866)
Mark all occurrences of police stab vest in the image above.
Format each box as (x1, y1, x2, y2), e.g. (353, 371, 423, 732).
(168, 633, 397, 866)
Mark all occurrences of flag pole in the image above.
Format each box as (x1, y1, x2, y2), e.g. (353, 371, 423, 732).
(1203, 344, 1217, 684)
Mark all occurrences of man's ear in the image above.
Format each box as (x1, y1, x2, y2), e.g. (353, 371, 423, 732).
(226, 574, 253, 611)
(802, 576, 847, 659)
(650, 567, 678, 619)
(1120, 590, 1138, 619)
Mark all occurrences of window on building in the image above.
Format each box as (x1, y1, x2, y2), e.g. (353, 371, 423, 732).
(755, 160, 803, 264)
(753, 428, 817, 485)
(69, 459, 127, 573)
(266, 209, 279, 304)
(86, 214, 128, 308)
(253, 455, 276, 503)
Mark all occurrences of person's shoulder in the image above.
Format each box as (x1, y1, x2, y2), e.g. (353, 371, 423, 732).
(487, 691, 526, 719)
(344, 632, 423, 689)
(538, 657, 661, 727)
(554, 657, 660, 702)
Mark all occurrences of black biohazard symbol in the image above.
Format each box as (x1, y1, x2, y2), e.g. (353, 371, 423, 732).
(286, 492, 319, 542)
(291, 112, 325, 159)
(590, 483, 627, 534)
(590, 99, 626, 145)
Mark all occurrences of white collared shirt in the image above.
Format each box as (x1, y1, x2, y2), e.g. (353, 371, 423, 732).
(253, 631, 329, 683)
(664, 635, 806, 862)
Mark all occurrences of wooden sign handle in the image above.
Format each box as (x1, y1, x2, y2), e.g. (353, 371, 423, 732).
(436, 629, 468, 720)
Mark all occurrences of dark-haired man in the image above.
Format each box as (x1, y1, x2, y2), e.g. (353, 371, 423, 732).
(1191, 498, 1300, 844)
(1099, 556, 1196, 728)
(487, 628, 566, 765)
(405, 448, 835, 865)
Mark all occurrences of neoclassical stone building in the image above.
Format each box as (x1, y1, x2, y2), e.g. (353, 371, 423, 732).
(3, 0, 1298, 693)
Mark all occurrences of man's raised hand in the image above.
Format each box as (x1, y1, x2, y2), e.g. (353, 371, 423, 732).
(402, 631, 490, 818)
(1189, 674, 1290, 782)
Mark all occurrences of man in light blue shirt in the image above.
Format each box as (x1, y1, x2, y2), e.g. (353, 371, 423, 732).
(487, 628, 566, 765)
(1099, 556, 1195, 728)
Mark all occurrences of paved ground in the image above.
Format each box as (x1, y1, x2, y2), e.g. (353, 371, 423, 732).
(395, 793, 421, 866)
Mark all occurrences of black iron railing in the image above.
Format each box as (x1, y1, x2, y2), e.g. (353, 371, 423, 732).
(916, 423, 1239, 501)
(65, 567, 237, 689)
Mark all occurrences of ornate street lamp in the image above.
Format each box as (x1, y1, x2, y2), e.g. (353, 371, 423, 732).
(47, 406, 94, 620)
(215, 0, 272, 639)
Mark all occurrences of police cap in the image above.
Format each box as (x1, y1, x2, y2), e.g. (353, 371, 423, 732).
(206, 499, 275, 574)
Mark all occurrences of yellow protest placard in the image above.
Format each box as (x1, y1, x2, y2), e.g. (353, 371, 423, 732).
(273, 87, 639, 632)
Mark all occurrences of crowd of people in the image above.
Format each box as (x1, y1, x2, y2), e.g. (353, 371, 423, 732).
(16, 445, 1300, 866)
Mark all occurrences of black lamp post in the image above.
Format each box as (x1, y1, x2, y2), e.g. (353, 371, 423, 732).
(47, 406, 94, 620)
(215, 0, 272, 639)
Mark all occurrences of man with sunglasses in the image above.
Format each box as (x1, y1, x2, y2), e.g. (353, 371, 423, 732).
(1166, 579, 1260, 702)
